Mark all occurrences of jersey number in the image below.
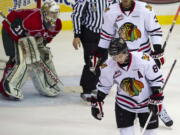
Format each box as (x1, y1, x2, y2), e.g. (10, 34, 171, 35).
(14, 25, 24, 35)
(152, 65, 158, 73)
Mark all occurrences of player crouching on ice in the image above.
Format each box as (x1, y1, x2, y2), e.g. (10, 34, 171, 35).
(0, 0, 63, 100)
(91, 38, 164, 135)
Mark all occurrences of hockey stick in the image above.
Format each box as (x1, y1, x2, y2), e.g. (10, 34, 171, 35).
(140, 59, 177, 135)
(162, 59, 177, 90)
(163, 4, 180, 50)
(141, 111, 153, 135)
(0, 11, 63, 85)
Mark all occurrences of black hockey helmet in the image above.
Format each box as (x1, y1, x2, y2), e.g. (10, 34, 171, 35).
(108, 38, 128, 56)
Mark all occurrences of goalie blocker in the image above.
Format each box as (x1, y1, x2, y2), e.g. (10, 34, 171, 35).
(2, 36, 63, 99)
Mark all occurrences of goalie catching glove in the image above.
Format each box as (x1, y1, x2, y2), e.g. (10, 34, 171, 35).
(91, 90, 107, 120)
(151, 45, 165, 68)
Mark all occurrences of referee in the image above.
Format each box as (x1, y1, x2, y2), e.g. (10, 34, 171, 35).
(71, 0, 117, 101)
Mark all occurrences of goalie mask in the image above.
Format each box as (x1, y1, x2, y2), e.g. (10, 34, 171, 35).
(41, 0, 60, 27)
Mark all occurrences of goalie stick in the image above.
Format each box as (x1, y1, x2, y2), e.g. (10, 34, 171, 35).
(141, 59, 177, 135)
(0, 11, 63, 86)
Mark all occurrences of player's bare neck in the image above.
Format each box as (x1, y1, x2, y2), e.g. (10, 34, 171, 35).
(121, 1, 134, 11)
(118, 54, 130, 67)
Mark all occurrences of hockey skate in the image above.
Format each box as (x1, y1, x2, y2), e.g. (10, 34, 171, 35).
(159, 108, 173, 127)
(80, 93, 92, 102)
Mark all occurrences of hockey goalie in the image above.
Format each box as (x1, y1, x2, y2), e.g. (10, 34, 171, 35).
(0, 0, 63, 100)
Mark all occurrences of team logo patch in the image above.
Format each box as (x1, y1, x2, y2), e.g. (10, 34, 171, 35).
(104, 8, 110, 12)
(120, 78, 144, 96)
(113, 70, 121, 79)
(90, 2, 97, 12)
(118, 22, 141, 42)
(100, 63, 108, 69)
(116, 15, 124, 22)
(145, 4, 152, 11)
(142, 54, 150, 61)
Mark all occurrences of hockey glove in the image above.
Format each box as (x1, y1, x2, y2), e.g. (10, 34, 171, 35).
(90, 47, 108, 73)
(91, 101, 104, 120)
(151, 45, 165, 69)
(11, 18, 27, 37)
(91, 91, 107, 120)
(148, 87, 164, 115)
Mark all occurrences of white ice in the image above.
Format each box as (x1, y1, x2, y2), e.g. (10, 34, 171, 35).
(0, 25, 180, 135)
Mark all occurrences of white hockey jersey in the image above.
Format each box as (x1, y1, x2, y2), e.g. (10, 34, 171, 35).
(98, 1, 163, 54)
(97, 52, 164, 113)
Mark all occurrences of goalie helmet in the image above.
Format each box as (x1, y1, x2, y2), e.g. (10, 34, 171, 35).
(41, 0, 60, 27)
(108, 38, 128, 56)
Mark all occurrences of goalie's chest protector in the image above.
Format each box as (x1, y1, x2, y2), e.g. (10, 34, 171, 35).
(23, 9, 61, 42)
(112, 2, 150, 52)
(111, 53, 152, 113)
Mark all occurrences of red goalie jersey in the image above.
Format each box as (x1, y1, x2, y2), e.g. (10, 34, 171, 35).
(2, 8, 62, 43)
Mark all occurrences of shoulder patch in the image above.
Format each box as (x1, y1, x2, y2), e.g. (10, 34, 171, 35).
(145, 4, 152, 11)
(100, 63, 108, 69)
(141, 54, 150, 61)
(104, 8, 110, 12)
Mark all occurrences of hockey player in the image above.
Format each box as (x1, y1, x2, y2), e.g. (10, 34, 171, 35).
(94, 0, 173, 127)
(91, 38, 164, 135)
(0, 0, 63, 100)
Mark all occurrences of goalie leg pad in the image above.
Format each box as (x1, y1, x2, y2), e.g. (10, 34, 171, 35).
(30, 56, 63, 97)
(3, 61, 29, 99)
(38, 46, 52, 63)
(18, 36, 40, 65)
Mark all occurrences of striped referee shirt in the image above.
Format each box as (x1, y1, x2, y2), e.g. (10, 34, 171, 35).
(71, 0, 118, 37)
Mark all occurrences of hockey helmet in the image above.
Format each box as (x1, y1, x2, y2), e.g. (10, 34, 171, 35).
(41, 0, 60, 26)
(108, 38, 128, 56)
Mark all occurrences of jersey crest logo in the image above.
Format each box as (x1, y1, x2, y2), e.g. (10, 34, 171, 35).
(118, 22, 141, 42)
(142, 54, 150, 61)
(120, 78, 144, 96)
(145, 4, 152, 11)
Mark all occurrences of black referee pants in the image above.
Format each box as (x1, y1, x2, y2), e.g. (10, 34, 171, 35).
(80, 26, 101, 94)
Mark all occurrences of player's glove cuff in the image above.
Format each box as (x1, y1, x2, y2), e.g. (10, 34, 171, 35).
(151, 45, 165, 68)
(148, 93, 164, 115)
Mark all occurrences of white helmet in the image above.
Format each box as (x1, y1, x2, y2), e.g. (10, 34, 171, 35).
(41, 0, 60, 27)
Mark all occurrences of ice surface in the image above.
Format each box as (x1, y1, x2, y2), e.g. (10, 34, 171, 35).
(0, 25, 180, 135)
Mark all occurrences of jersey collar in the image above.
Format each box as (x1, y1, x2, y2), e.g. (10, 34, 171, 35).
(119, 1, 135, 16)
